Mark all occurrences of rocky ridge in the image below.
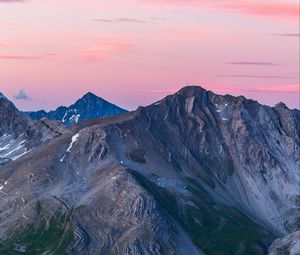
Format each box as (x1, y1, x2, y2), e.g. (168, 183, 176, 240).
(0, 86, 299, 255)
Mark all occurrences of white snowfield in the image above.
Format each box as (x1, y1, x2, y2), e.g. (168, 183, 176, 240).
(60, 133, 80, 163)
(66, 133, 80, 152)
(0, 133, 30, 161)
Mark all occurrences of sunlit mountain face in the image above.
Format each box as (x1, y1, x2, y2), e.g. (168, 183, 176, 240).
(0, 1, 299, 254)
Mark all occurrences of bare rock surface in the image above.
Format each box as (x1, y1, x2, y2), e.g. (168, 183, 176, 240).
(0, 86, 299, 255)
(0, 94, 67, 165)
(268, 231, 300, 255)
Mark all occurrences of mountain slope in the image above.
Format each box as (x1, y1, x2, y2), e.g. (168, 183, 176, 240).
(23, 92, 127, 125)
(0, 86, 299, 254)
(0, 93, 67, 165)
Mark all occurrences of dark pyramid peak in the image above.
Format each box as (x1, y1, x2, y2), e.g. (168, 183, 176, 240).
(75, 92, 109, 107)
(23, 91, 127, 125)
(81, 91, 99, 100)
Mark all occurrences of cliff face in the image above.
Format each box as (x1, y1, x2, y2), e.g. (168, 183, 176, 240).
(0, 94, 67, 165)
(268, 230, 300, 255)
(0, 87, 299, 255)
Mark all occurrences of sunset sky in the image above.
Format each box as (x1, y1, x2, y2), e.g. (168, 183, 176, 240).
(0, 0, 299, 111)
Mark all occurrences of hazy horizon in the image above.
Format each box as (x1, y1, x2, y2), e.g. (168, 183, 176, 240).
(2, 84, 299, 112)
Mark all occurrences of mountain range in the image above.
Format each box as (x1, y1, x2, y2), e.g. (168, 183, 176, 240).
(0, 87, 299, 255)
(22, 92, 127, 125)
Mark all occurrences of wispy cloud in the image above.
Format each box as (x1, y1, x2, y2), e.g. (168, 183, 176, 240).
(271, 33, 300, 37)
(216, 74, 292, 79)
(92, 18, 147, 24)
(78, 55, 107, 63)
(0, 0, 23, 2)
(225, 61, 280, 66)
(244, 84, 299, 93)
(13, 89, 31, 100)
(204, 83, 299, 94)
(0, 53, 58, 60)
(84, 43, 132, 52)
(77, 43, 132, 63)
(140, 0, 299, 20)
(215, 1, 299, 20)
(138, 89, 178, 94)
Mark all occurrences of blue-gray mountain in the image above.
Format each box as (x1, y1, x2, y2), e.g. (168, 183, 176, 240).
(22, 92, 127, 125)
(0, 86, 299, 255)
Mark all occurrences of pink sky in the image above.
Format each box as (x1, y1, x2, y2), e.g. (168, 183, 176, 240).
(0, 0, 299, 110)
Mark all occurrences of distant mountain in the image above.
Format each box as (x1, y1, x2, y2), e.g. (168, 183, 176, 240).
(23, 92, 127, 125)
(0, 87, 299, 254)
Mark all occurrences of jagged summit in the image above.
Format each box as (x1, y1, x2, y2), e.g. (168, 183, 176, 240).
(177, 85, 206, 94)
(81, 91, 99, 99)
(23, 92, 127, 125)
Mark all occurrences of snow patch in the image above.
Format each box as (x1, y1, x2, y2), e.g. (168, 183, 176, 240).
(61, 111, 68, 123)
(66, 133, 79, 152)
(70, 114, 80, 123)
(60, 154, 66, 162)
(11, 149, 31, 160)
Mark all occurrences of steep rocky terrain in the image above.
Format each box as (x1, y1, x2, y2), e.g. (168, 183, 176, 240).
(0, 93, 67, 165)
(268, 230, 300, 255)
(23, 92, 127, 125)
(0, 86, 299, 255)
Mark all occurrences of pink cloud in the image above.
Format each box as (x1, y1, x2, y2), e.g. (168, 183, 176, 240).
(216, 2, 299, 20)
(138, 88, 178, 93)
(0, 53, 58, 60)
(84, 43, 132, 53)
(245, 84, 299, 93)
(203, 84, 299, 94)
(92, 18, 147, 24)
(225, 61, 280, 66)
(76, 43, 132, 63)
(140, 0, 299, 20)
(0, 0, 23, 2)
(77, 54, 107, 63)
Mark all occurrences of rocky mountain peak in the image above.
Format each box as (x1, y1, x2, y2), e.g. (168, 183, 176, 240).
(274, 102, 289, 109)
(177, 85, 206, 95)
(0, 93, 20, 121)
(23, 92, 127, 125)
(81, 91, 99, 100)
